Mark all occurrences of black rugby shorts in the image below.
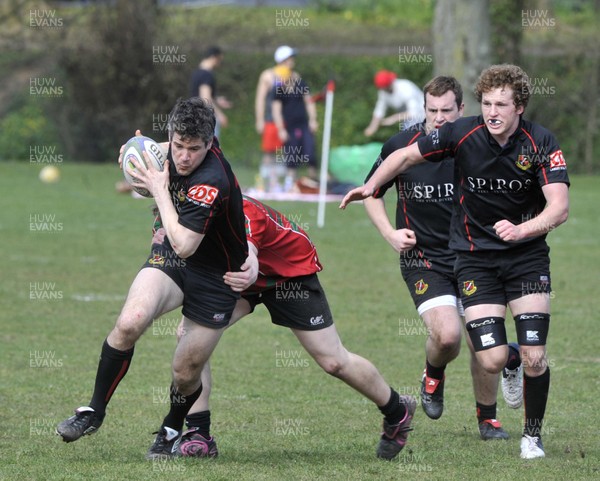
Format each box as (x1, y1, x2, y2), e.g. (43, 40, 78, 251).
(455, 241, 551, 309)
(242, 274, 333, 331)
(142, 243, 239, 328)
(401, 266, 460, 314)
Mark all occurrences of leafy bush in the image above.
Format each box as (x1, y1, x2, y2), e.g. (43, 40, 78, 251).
(0, 102, 60, 161)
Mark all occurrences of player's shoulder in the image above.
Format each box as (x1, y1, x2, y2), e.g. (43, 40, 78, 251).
(381, 124, 425, 158)
(519, 118, 558, 143)
(452, 115, 483, 131)
(259, 68, 275, 83)
(190, 146, 231, 187)
(437, 115, 485, 140)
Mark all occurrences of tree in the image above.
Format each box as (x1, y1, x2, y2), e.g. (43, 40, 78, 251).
(54, 0, 170, 162)
(432, 0, 491, 115)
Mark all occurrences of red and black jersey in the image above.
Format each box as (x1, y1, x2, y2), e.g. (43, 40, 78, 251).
(417, 115, 570, 252)
(242, 195, 322, 292)
(165, 137, 247, 272)
(365, 123, 456, 272)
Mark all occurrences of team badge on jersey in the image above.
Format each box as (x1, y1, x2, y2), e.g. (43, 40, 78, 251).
(462, 280, 477, 296)
(148, 254, 165, 266)
(415, 279, 429, 295)
(516, 155, 532, 171)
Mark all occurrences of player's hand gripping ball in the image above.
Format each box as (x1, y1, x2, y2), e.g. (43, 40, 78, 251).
(122, 136, 166, 197)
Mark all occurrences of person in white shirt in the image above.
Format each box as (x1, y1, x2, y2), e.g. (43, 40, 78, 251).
(364, 70, 425, 137)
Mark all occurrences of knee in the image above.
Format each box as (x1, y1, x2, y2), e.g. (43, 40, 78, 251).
(172, 364, 199, 395)
(317, 356, 346, 378)
(476, 348, 507, 374)
(521, 346, 548, 375)
(432, 331, 461, 356)
(110, 310, 151, 348)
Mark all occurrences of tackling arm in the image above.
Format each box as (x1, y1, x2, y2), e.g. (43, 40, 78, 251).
(363, 197, 417, 253)
(223, 242, 259, 292)
(339, 143, 425, 208)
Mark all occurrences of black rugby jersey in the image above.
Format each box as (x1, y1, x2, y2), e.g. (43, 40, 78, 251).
(165, 137, 247, 272)
(365, 122, 456, 272)
(417, 115, 570, 252)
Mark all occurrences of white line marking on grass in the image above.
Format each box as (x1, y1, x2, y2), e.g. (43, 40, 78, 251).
(72, 293, 124, 302)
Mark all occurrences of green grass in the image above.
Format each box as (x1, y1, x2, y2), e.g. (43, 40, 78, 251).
(1, 162, 599, 480)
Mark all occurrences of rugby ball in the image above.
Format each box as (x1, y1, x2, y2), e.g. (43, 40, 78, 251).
(122, 136, 167, 197)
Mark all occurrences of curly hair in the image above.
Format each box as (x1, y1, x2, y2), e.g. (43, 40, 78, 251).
(474, 64, 531, 109)
(423, 76, 463, 107)
(167, 97, 216, 144)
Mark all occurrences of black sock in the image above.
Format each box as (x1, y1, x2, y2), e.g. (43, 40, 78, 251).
(378, 388, 407, 425)
(476, 402, 497, 423)
(89, 339, 134, 415)
(426, 360, 446, 380)
(185, 410, 212, 438)
(505, 344, 521, 371)
(161, 382, 203, 433)
(524, 368, 550, 438)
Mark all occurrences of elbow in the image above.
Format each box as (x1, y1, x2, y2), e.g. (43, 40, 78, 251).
(558, 207, 569, 226)
(172, 243, 193, 259)
(550, 207, 569, 232)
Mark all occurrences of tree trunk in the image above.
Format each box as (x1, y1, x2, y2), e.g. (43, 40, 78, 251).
(584, 0, 599, 173)
(433, 0, 491, 115)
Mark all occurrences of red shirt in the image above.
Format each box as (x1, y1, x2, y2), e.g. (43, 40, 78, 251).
(242, 196, 322, 292)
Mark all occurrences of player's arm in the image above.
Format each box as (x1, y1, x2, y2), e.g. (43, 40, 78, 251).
(272, 99, 288, 142)
(128, 154, 204, 258)
(363, 197, 416, 253)
(303, 93, 318, 133)
(494, 183, 569, 242)
(380, 113, 401, 127)
(153, 182, 204, 259)
(255, 71, 270, 133)
(223, 242, 259, 292)
(364, 115, 382, 136)
(381, 110, 414, 127)
(364, 93, 387, 136)
(339, 143, 425, 208)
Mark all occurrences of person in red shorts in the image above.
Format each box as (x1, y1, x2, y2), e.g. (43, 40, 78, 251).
(254, 46, 296, 192)
(147, 195, 416, 461)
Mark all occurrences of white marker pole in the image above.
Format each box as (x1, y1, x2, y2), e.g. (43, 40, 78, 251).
(317, 80, 335, 228)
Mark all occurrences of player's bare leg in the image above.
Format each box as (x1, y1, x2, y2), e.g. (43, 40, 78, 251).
(420, 305, 462, 419)
(465, 333, 507, 440)
(57, 268, 183, 443)
(148, 299, 252, 459)
(509, 294, 551, 459)
(167, 317, 226, 458)
(292, 324, 416, 461)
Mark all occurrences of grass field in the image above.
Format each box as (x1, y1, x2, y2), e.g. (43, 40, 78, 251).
(1, 162, 598, 480)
